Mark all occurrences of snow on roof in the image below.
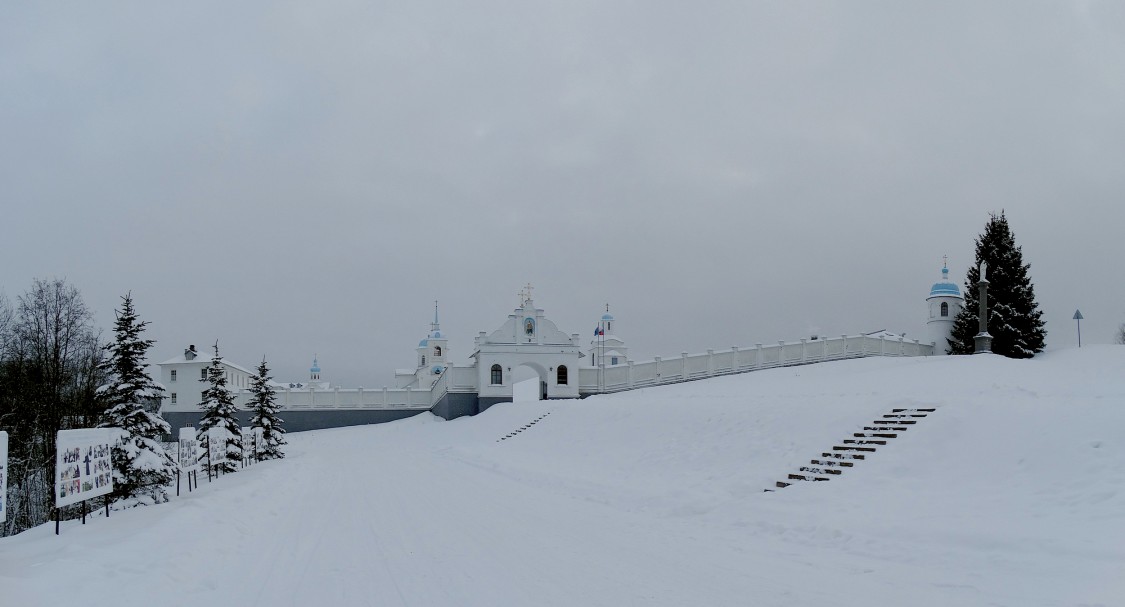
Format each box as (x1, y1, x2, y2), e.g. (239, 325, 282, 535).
(157, 351, 256, 375)
(863, 330, 908, 339)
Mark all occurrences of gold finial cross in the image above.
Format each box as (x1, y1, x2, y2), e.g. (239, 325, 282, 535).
(519, 282, 534, 304)
(943, 254, 948, 269)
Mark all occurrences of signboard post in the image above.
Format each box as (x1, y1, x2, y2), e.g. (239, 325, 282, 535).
(206, 428, 227, 479)
(0, 431, 8, 524)
(1073, 309, 1084, 348)
(177, 428, 199, 495)
(55, 428, 117, 535)
(240, 427, 254, 468)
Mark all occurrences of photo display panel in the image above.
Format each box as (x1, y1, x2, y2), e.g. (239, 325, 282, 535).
(56, 428, 117, 508)
(241, 427, 254, 458)
(207, 428, 226, 467)
(178, 427, 199, 473)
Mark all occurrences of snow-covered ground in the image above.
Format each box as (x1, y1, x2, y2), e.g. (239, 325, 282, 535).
(3, 347, 1123, 606)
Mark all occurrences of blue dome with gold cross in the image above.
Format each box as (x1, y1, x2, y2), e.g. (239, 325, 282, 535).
(929, 264, 961, 298)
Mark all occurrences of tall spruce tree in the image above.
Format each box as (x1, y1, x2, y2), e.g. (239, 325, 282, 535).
(98, 293, 177, 505)
(247, 357, 285, 461)
(948, 212, 1046, 357)
(196, 342, 242, 474)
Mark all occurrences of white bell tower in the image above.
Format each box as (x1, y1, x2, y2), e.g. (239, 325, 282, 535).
(926, 257, 964, 355)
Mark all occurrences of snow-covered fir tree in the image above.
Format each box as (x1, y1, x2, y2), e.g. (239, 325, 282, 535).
(98, 292, 178, 505)
(949, 212, 1046, 357)
(196, 342, 242, 474)
(247, 357, 285, 461)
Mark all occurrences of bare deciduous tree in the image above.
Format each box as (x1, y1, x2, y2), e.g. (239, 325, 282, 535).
(1, 278, 104, 536)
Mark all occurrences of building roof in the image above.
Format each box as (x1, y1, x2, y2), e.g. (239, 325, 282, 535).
(928, 265, 962, 298)
(157, 349, 256, 376)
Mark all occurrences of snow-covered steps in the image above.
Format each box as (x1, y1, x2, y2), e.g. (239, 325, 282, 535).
(768, 407, 937, 491)
(496, 411, 552, 442)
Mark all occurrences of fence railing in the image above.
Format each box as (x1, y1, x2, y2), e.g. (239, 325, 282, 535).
(578, 334, 932, 394)
(227, 385, 435, 411)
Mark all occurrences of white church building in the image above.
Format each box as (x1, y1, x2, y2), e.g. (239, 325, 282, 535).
(158, 268, 953, 432)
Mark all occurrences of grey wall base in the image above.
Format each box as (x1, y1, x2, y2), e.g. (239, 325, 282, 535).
(477, 397, 512, 415)
(162, 408, 426, 436)
(432, 393, 482, 420)
(164, 390, 548, 436)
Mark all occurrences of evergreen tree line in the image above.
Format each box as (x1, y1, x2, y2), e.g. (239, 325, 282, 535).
(1, 278, 284, 537)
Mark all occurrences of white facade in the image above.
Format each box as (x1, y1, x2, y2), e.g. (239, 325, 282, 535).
(470, 294, 583, 400)
(588, 311, 629, 368)
(158, 345, 256, 410)
(925, 262, 964, 355)
(395, 303, 450, 390)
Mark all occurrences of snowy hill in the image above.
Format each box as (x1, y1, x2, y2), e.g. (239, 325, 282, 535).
(2, 348, 1123, 606)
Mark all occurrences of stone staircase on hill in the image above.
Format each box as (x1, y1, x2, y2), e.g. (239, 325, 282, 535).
(766, 407, 936, 491)
(497, 411, 552, 442)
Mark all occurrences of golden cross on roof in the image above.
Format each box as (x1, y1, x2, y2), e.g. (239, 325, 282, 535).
(519, 283, 534, 304)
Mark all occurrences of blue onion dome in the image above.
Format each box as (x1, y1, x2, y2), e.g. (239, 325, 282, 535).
(929, 265, 962, 298)
(601, 313, 614, 321)
(418, 338, 429, 347)
(310, 356, 321, 373)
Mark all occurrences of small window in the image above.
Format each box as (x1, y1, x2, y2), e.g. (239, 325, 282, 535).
(490, 364, 503, 385)
(170, 370, 177, 382)
(611, 357, 618, 365)
(200, 368, 207, 380)
(607, 321, 611, 332)
(557, 365, 568, 385)
(422, 355, 426, 365)
(434, 346, 442, 357)
(170, 393, 177, 405)
(940, 302, 949, 317)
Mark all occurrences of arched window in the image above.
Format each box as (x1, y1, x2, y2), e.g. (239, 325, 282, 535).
(940, 302, 949, 317)
(434, 346, 442, 357)
(557, 365, 568, 385)
(421, 355, 426, 365)
(490, 364, 503, 385)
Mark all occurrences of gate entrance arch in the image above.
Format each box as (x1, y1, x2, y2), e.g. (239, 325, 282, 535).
(474, 295, 582, 411)
(513, 363, 548, 402)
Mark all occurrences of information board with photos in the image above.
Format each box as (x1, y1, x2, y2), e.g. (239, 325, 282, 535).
(241, 427, 255, 461)
(56, 428, 117, 508)
(0, 431, 8, 523)
(206, 428, 227, 468)
(177, 427, 199, 473)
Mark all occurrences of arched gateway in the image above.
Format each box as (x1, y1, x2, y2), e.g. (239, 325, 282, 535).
(472, 291, 582, 409)
(394, 286, 591, 419)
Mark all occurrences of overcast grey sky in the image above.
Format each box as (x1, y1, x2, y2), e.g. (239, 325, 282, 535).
(2, 2, 1123, 386)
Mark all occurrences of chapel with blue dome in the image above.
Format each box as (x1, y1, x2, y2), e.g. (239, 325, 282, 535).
(925, 258, 964, 355)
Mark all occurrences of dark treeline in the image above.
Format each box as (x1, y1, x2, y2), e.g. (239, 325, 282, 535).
(0, 278, 105, 536)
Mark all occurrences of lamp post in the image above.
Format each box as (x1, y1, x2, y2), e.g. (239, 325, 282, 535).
(974, 262, 993, 354)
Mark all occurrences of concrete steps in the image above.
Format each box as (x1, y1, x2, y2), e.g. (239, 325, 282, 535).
(765, 406, 936, 492)
(496, 411, 552, 442)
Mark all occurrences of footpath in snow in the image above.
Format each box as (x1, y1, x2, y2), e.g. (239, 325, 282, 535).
(2, 347, 1123, 606)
